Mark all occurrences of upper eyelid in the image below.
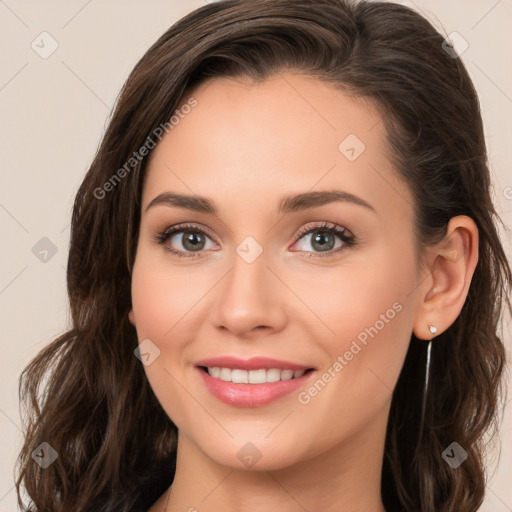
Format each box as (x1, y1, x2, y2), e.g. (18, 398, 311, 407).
(160, 222, 216, 239)
(159, 221, 352, 245)
(295, 221, 349, 236)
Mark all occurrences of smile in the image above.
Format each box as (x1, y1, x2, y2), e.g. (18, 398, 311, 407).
(203, 367, 308, 383)
(195, 366, 316, 407)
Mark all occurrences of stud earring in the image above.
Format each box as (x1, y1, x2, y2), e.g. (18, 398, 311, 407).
(419, 325, 437, 443)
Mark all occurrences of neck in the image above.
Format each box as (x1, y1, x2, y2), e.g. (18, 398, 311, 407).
(160, 409, 389, 512)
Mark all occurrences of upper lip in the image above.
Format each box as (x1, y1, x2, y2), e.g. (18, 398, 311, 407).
(195, 356, 314, 371)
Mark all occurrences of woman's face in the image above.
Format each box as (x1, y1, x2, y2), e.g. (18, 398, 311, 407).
(129, 73, 424, 471)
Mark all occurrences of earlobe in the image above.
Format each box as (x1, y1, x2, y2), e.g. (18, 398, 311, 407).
(413, 215, 479, 340)
(128, 309, 136, 326)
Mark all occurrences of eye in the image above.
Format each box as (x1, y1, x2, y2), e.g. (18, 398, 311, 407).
(154, 223, 218, 259)
(291, 222, 356, 258)
(155, 221, 357, 259)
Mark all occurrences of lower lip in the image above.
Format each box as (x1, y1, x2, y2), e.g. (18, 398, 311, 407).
(196, 367, 315, 407)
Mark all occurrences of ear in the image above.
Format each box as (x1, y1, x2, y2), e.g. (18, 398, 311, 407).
(128, 308, 136, 326)
(412, 215, 479, 340)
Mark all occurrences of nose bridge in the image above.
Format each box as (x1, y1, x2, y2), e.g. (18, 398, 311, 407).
(213, 237, 285, 336)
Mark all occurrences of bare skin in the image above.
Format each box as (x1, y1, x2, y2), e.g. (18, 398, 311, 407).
(128, 72, 478, 512)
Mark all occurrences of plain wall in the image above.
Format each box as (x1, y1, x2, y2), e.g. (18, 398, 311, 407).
(0, 1, 510, 510)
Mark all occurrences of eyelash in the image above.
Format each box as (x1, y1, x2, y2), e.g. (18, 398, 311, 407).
(154, 221, 357, 259)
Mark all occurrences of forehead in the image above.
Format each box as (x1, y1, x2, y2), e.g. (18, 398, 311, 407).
(142, 72, 413, 221)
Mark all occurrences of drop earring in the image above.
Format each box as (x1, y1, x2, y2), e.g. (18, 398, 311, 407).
(419, 325, 437, 441)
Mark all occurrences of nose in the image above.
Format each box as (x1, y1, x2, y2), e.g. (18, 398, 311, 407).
(211, 248, 287, 339)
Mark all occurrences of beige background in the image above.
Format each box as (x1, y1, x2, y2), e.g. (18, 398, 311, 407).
(0, 1, 510, 510)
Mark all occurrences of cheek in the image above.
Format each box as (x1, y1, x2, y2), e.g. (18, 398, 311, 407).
(130, 245, 209, 339)
(130, 247, 187, 372)
(130, 251, 200, 429)
(301, 244, 414, 343)
(131, 269, 175, 336)
(301, 244, 416, 399)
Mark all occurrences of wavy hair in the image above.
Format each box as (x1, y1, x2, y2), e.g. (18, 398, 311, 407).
(16, 1, 511, 511)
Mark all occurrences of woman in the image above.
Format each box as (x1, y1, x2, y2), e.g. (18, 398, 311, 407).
(15, 1, 511, 511)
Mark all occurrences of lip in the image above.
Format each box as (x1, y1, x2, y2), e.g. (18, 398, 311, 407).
(195, 363, 317, 408)
(194, 356, 313, 372)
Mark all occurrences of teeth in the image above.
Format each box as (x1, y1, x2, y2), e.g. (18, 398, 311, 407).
(206, 367, 307, 383)
(248, 369, 266, 384)
(219, 368, 232, 382)
(209, 367, 221, 379)
(266, 369, 281, 382)
(231, 369, 249, 384)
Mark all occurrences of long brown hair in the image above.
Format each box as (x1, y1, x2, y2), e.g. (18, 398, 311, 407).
(16, 1, 511, 510)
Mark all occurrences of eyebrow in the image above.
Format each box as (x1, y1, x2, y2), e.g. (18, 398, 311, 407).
(145, 190, 376, 215)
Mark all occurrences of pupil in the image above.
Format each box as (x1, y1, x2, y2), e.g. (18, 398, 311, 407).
(313, 230, 334, 252)
(183, 231, 204, 251)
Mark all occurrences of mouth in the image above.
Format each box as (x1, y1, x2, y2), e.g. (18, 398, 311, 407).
(194, 357, 317, 407)
(197, 366, 316, 384)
